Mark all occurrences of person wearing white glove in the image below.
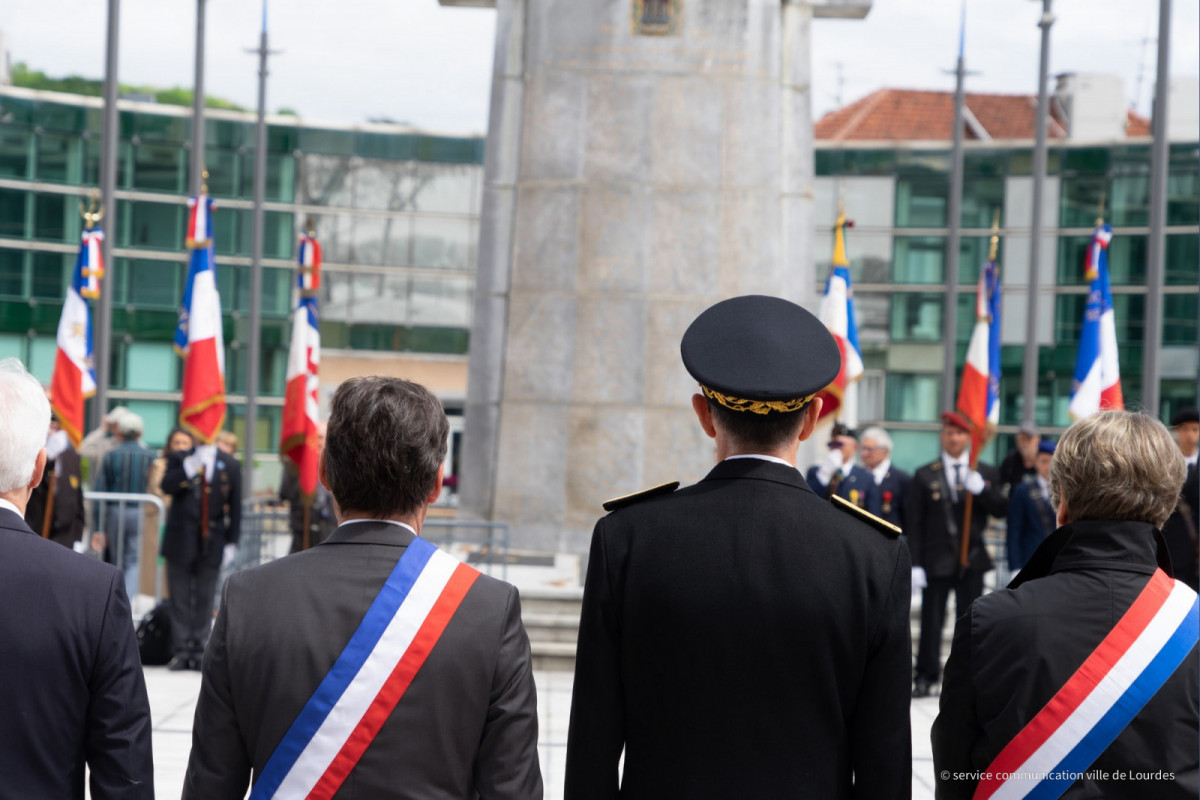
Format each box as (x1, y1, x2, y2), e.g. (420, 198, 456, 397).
(220, 543, 237, 570)
(805, 424, 875, 505)
(905, 411, 1009, 698)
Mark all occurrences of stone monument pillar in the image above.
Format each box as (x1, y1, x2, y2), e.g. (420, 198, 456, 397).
(446, 0, 871, 553)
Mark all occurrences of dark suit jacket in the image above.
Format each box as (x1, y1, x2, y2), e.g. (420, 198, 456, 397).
(867, 465, 912, 531)
(25, 446, 86, 548)
(933, 520, 1199, 798)
(183, 520, 542, 799)
(0, 507, 153, 799)
(905, 458, 1008, 579)
(1162, 461, 1200, 591)
(160, 448, 242, 568)
(805, 462, 875, 507)
(565, 458, 912, 800)
(1006, 479, 1055, 571)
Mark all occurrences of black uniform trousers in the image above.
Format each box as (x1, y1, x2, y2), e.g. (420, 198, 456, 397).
(167, 558, 220, 661)
(916, 570, 984, 682)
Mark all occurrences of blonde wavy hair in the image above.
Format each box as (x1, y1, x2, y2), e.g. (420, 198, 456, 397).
(1050, 410, 1185, 529)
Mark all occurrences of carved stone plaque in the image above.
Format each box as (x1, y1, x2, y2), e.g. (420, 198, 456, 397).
(632, 0, 681, 36)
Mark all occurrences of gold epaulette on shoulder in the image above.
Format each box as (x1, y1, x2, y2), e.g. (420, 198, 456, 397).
(831, 493, 902, 538)
(602, 481, 680, 512)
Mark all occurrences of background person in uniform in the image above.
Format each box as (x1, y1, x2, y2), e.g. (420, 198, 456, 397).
(0, 358, 153, 799)
(144, 427, 195, 561)
(279, 421, 337, 553)
(25, 415, 86, 549)
(94, 412, 156, 600)
(1162, 407, 1199, 590)
(1005, 439, 1056, 573)
(805, 421, 874, 507)
(565, 296, 911, 800)
(906, 410, 1008, 698)
(79, 405, 130, 486)
(998, 421, 1040, 493)
(160, 438, 242, 670)
(933, 411, 1198, 799)
(184, 377, 542, 799)
(860, 425, 911, 530)
(215, 430, 238, 456)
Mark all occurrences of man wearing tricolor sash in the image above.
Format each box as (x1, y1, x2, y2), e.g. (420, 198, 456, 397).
(933, 411, 1199, 799)
(184, 377, 542, 799)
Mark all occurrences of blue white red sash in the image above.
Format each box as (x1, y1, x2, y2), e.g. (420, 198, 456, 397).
(974, 569, 1198, 800)
(250, 536, 479, 799)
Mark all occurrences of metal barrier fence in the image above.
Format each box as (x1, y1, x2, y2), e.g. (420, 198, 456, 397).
(84, 491, 166, 602)
(232, 501, 511, 582)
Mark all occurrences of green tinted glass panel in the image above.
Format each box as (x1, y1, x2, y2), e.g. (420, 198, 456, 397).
(839, 149, 895, 175)
(896, 150, 949, 174)
(887, 430, 942, 473)
(206, 119, 248, 149)
(205, 148, 240, 198)
(406, 326, 469, 354)
(961, 178, 1004, 228)
(267, 124, 298, 154)
(1060, 176, 1106, 228)
(964, 151, 1007, 177)
(125, 342, 178, 391)
(213, 207, 240, 256)
(890, 293, 944, 341)
(0, 129, 30, 179)
(1110, 175, 1149, 226)
(895, 177, 948, 227)
(122, 400, 176, 450)
(299, 127, 355, 156)
(0, 96, 34, 127)
(1056, 236, 1090, 285)
(110, 308, 179, 342)
(1062, 147, 1109, 174)
(83, 137, 101, 185)
(0, 334, 23, 361)
(33, 193, 72, 242)
(0, 248, 25, 296)
(893, 236, 944, 283)
(815, 150, 841, 177)
(127, 259, 182, 308)
(884, 374, 941, 424)
(36, 133, 79, 183)
(1167, 170, 1199, 226)
(36, 102, 85, 133)
(260, 267, 293, 316)
(0, 188, 28, 238)
(356, 133, 414, 161)
(28, 337, 57, 383)
(133, 112, 188, 143)
(31, 251, 68, 299)
(126, 201, 184, 250)
(1055, 294, 1145, 346)
(1106, 236, 1146, 285)
(1164, 295, 1198, 347)
(1166, 234, 1199, 286)
(959, 237, 1002, 284)
(132, 144, 185, 193)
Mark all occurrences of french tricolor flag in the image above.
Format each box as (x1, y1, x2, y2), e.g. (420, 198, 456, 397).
(815, 212, 864, 425)
(1069, 224, 1123, 420)
(957, 259, 1001, 455)
(280, 242, 322, 497)
(50, 230, 101, 448)
(175, 194, 226, 444)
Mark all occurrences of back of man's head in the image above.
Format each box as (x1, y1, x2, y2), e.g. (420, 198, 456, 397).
(0, 359, 51, 494)
(323, 377, 448, 518)
(117, 413, 144, 440)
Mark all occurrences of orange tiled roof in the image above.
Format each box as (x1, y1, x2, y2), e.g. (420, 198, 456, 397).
(815, 88, 1151, 142)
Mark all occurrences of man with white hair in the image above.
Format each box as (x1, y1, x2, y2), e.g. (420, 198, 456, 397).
(0, 358, 153, 798)
(859, 425, 911, 531)
(79, 404, 131, 485)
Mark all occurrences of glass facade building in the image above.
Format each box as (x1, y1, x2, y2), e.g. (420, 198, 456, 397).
(0, 86, 483, 476)
(814, 141, 1200, 470)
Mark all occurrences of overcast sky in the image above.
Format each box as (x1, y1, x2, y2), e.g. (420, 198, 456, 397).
(2, 0, 1197, 134)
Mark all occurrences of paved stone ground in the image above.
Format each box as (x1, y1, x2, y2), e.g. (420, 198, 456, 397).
(136, 665, 939, 799)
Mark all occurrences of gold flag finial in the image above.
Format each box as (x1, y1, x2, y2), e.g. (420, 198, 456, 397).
(79, 189, 104, 231)
(987, 209, 1000, 262)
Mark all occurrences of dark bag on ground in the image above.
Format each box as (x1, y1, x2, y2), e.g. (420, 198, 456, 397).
(136, 602, 172, 666)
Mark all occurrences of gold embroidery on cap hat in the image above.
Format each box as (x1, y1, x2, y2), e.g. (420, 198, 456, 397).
(700, 384, 814, 415)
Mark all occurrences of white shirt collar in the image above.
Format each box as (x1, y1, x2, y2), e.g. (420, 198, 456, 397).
(337, 518, 418, 536)
(1186, 453, 1198, 467)
(941, 452, 969, 472)
(724, 454, 796, 470)
(0, 497, 23, 517)
(1036, 475, 1050, 494)
(871, 459, 892, 484)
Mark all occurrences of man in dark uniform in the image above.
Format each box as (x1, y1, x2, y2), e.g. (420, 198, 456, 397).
(934, 411, 1198, 798)
(906, 410, 1008, 698)
(860, 425, 911, 530)
(1005, 439, 1056, 573)
(25, 417, 86, 549)
(160, 440, 242, 670)
(0, 358, 153, 798)
(998, 420, 1040, 493)
(279, 421, 337, 553)
(805, 422, 875, 508)
(1162, 407, 1199, 589)
(565, 295, 911, 800)
(184, 377, 541, 799)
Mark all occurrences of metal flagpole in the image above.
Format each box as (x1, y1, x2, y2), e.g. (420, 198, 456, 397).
(942, 1, 967, 412)
(244, 0, 270, 499)
(1142, 0, 1171, 417)
(190, 0, 207, 195)
(1022, 0, 1054, 427)
(94, 0, 119, 429)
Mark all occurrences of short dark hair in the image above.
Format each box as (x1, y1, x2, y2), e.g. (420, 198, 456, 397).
(708, 400, 807, 452)
(323, 377, 449, 518)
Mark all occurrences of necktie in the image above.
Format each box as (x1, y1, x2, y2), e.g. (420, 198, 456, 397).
(200, 472, 210, 540)
(953, 464, 964, 503)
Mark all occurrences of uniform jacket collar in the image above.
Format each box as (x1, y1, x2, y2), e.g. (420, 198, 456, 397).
(320, 519, 418, 548)
(1008, 519, 1169, 590)
(703, 457, 812, 493)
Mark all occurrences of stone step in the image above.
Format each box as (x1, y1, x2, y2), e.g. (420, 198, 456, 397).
(519, 588, 584, 616)
(531, 641, 576, 673)
(523, 612, 581, 644)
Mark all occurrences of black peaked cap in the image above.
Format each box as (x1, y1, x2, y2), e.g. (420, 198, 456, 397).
(681, 295, 840, 409)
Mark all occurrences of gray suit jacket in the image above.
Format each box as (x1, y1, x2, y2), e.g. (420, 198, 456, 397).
(183, 520, 542, 799)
